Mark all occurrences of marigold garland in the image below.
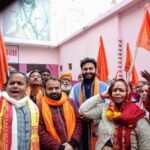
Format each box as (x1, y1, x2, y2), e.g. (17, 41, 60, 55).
(105, 110, 121, 121)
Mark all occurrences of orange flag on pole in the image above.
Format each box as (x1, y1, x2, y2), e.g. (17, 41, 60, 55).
(124, 43, 139, 85)
(96, 36, 109, 82)
(0, 31, 8, 90)
(136, 6, 150, 52)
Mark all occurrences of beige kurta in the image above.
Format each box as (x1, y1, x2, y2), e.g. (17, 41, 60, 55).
(79, 94, 150, 150)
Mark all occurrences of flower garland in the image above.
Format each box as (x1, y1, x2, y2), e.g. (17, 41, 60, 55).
(105, 110, 121, 121)
(105, 101, 122, 121)
(105, 102, 135, 128)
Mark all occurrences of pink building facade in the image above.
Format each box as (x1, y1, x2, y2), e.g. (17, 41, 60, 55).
(58, 0, 150, 81)
(1, 0, 150, 81)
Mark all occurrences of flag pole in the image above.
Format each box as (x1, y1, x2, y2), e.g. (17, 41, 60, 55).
(126, 47, 139, 82)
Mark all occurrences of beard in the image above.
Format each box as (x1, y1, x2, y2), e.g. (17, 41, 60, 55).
(48, 93, 62, 100)
(61, 84, 72, 92)
(82, 73, 95, 83)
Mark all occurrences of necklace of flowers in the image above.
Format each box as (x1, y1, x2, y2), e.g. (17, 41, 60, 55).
(105, 110, 121, 121)
(105, 102, 122, 121)
(105, 101, 135, 128)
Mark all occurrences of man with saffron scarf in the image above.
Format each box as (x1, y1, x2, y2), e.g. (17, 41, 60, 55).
(0, 72, 39, 150)
(69, 57, 108, 150)
(26, 70, 44, 105)
(38, 77, 82, 150)
(60, 72, 72, 96)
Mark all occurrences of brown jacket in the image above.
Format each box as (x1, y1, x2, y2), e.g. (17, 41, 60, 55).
(38, 98, 82, 150)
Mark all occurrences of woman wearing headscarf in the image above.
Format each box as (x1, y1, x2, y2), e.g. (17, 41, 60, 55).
(79, 79, 150, 150)
(139, 84, 150, 119)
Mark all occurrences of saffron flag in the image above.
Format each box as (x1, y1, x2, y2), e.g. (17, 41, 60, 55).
(96, 36, 109, 82)
(124, 43, 139, 85)
(136, 7, 150, 52)
(0, 31, 8, 90)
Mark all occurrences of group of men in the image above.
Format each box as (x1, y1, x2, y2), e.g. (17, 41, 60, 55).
(1, 57, 150, 150)
(0, 57, 116, 150)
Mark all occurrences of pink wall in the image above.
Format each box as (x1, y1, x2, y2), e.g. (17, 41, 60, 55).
(18, 45, 59, 76)
(120, 1, 150, 80)
(58, 0, 150, 81)
(19, 45, 58, 64)
(19, 63, 27, 73)
(1, 0, 150, 82)
(59, 16, 119, 80)
(46, 64, 59, 77)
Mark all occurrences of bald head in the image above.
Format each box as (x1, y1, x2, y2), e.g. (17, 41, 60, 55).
(6, 72, 28, 100)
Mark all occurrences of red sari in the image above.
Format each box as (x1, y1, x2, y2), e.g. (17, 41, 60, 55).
(107, 79, 146, 150)
(107, 99, 146, 150)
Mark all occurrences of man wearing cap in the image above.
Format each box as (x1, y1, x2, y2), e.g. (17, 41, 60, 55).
(60, 72, 72, 96)
(69, 57, 108, 150)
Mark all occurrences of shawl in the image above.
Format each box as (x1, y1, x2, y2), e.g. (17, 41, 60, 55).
(42, 92, 75, 143)
(26, 87, 43, 104)
(107, 100, 145, 150)
(79, 77, 99, 105)
(0, 93, 39, 150)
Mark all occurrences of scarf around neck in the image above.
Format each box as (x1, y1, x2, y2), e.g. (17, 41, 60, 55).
(26, 86, 43, 104)
(42, 92, 75, 143)
(0, 93, 39, 150)
(107, 100, 145, 150)
(79, 77, 99, 105)
(2, 91, 27, 108)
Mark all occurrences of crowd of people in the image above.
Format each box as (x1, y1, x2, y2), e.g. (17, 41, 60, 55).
(0, 57, 150, 150)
